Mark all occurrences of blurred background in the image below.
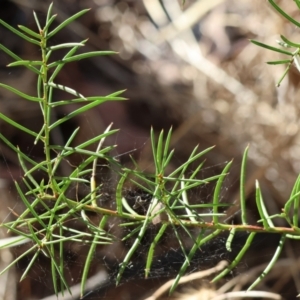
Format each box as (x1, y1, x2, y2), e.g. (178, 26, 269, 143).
(0, 0, 300, 299)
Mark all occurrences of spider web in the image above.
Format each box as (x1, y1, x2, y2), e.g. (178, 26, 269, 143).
(56, 132, 244, 300)
(0, 126, 280, 300)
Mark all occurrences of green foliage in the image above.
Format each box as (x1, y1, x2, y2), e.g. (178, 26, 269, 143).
(251, 0, 300, 86)
(0, 2, 300, 298)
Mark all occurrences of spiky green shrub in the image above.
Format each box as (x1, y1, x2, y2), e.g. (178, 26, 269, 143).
(0, 1, 299, 298)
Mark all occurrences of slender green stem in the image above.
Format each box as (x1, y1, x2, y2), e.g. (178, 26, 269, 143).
(145, 223, 168, 278)
(40, 29, 54, 195)
(240, 146, 249, 225)
(212, 232, 256, 282)
(248, 234, 286, 290)
(170, 229, 222, 294)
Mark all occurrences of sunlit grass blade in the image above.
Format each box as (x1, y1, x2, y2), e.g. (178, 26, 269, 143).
(47, 42, 85, 51)
(51, 176, 89, 184)
(166, 173, 222, 187)
(8, 60, 43, 67)
(165, 196, 204, 245)
(117, 213, 152, 284)
(33, 11, 42, 32)
(37, 67, 43, 100)
(6, 197, 43, 232)
(286, 234, 300, 240)
(162, 128, 172, 168)
(151, 128, 163, 175)
(0, 236, 30, 248)
(294, 55, 300, 73)
(49, 99, 105, 129)
(122, 197, 142, 215)
(48, 51, 117, 68)
(276, 39, 292, 48)
(170, 229, 220, 294)
(250, 40, 293, 56)
(49, 94, 126, 107)
(47, 8, 91, 38)
(3, 222, 35, 238)
(168, 148, 204, 199)
(119, 221, 144, 227)
(145, 223, 168, 278)
(15, 181, 48, 228)
(240, 146, 249, 225)
(280, 35, 300, 48)
(255, 180, 274, 228)
(47, 245, 71, 296)
(51, 127, 80, 175)
(0, 244, 37, 277)
(0, 43, 40, 74)
(81, 215, 113, 241)
(17, 150, 40, 190)
(47, 82, 87, 99)
(67, 128, 118, 151)
(163, 149, 174, 169)
(44, 14, 57, 34)
(0, 83, 42, 102)
(267, 59, 292, 65)
(293, 183, 300, 228)
(47, 188, 70, 231)
(18, 25, 41, 39)
(180, 179, 196, 223)
(284, 174, 300, 222)
(0, 19, 40, 45)
(59, 225, 64, 294)
(226, 227, 236, 252)
(181, 202, 231, 209)
(90, 123, 113, 206)
(105, 89, 126, 98)
(126, 169, 156, 187)
(121, 224, 144, 241)
(248, 234, 286, 290)
(81, 215, 109, 297)
(49, 146, 115, 160)
(269, 0, 300, 28)
(45, 2, 54, 24)
(171, 222, 190, 264)
(169, 146, 214, 178)
(212, 232, 256, 283)
(156, 129, 164, 174)
(27, 222, 43, 248)
(49, 40, 88, 83)
(276, 63, 292, 87)
(129, 154, 140, 170)
(80, 239, 97, 297)
(46, 49, 53, 65)
(23, 160, 51, 178)
(116, 171, 130, 214)
(150, 128, 157, 171)
(171, 162, 204, 204)
(0, 112, 38, 136)
(213, 160, 232, 224)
